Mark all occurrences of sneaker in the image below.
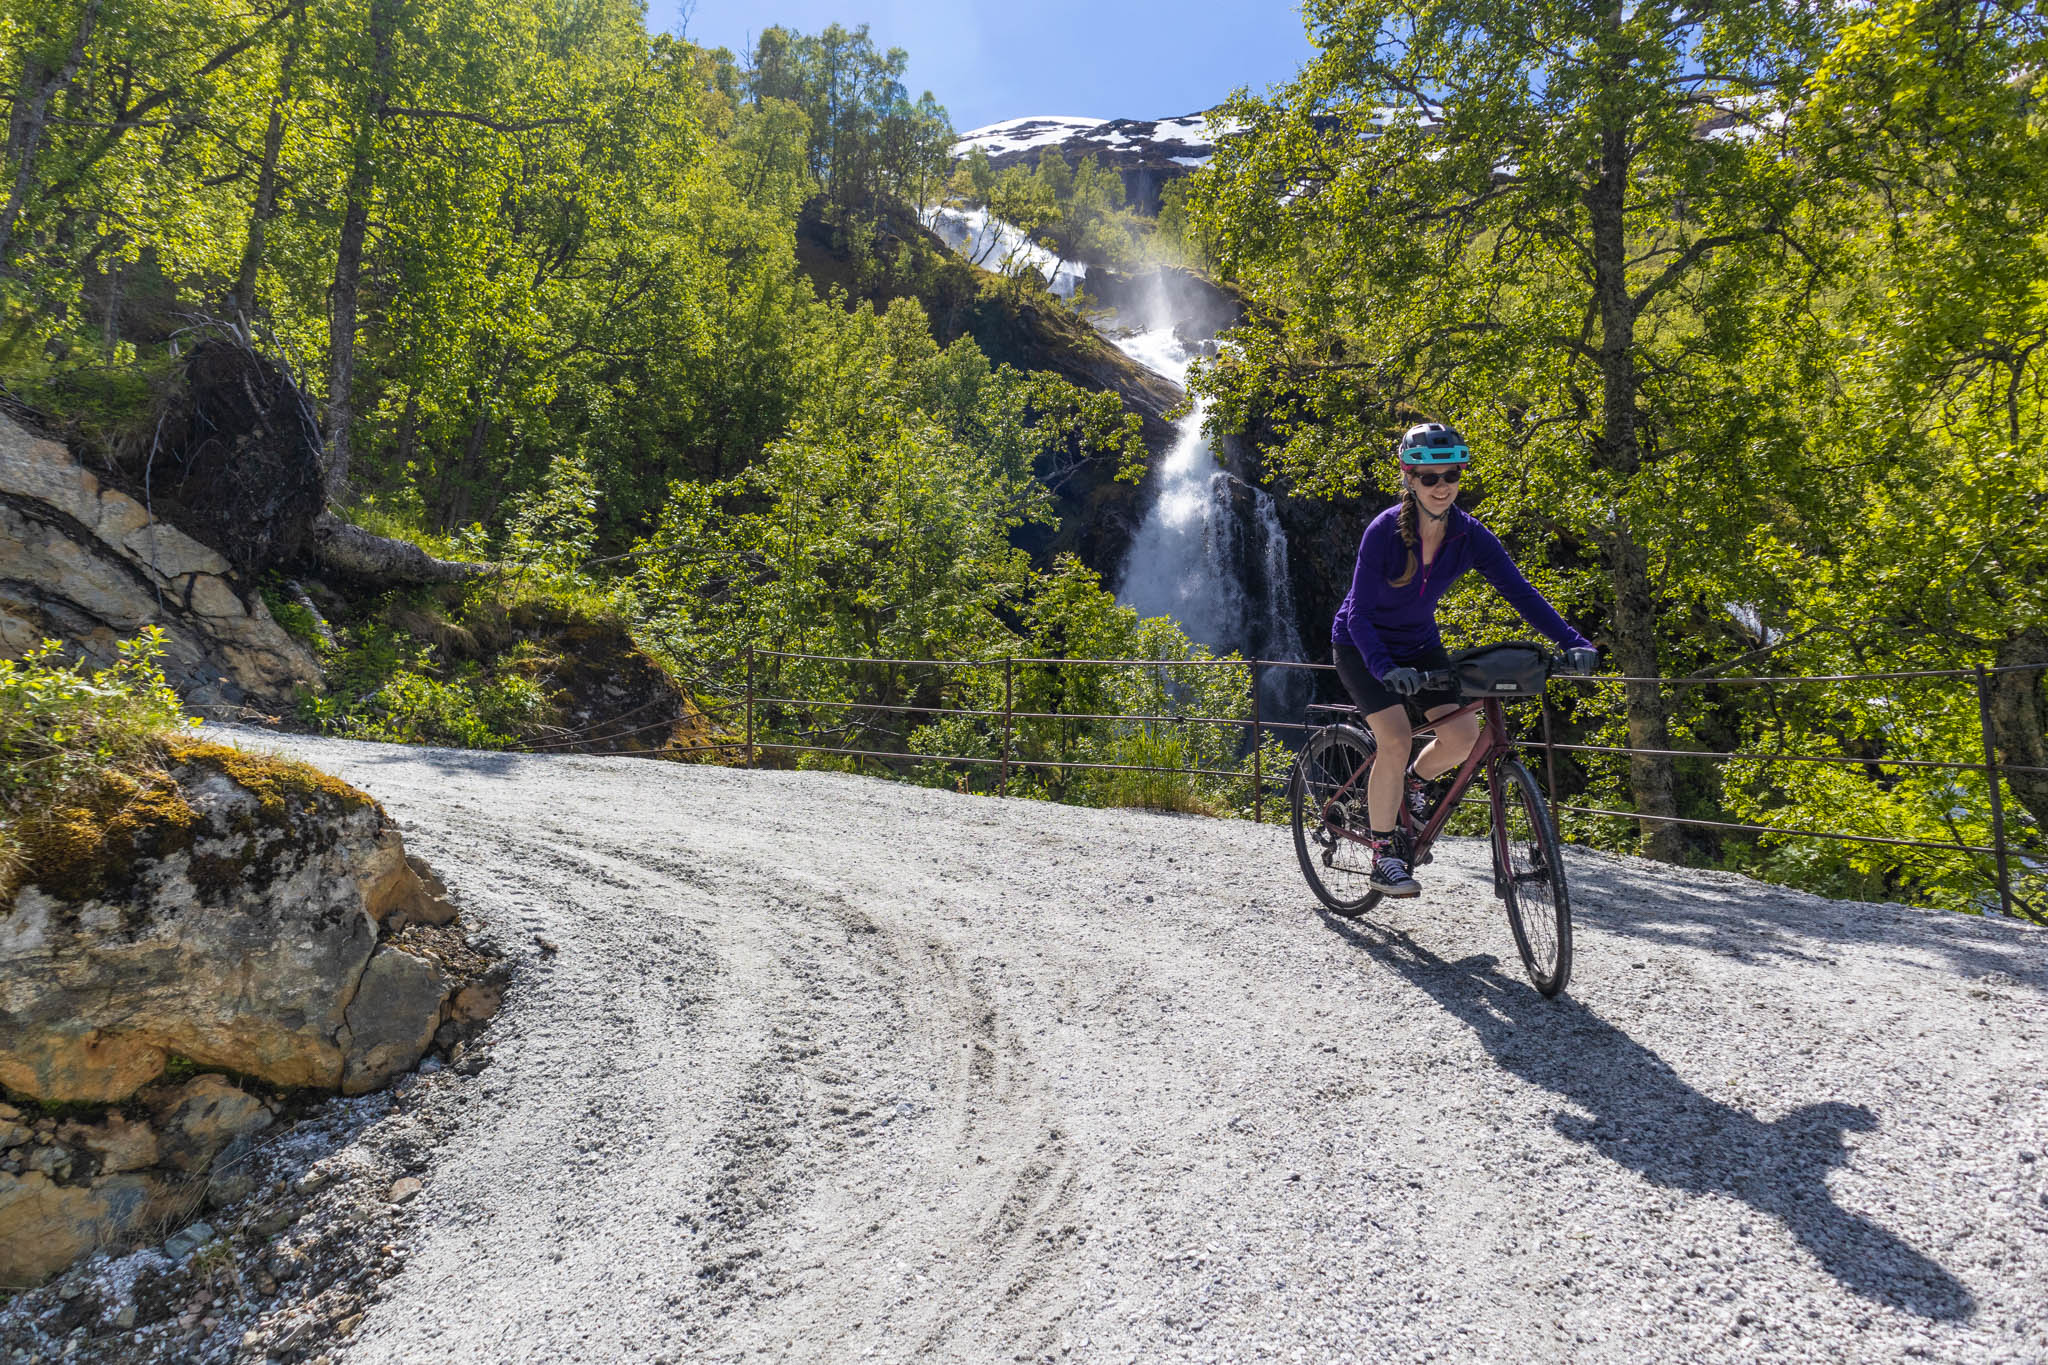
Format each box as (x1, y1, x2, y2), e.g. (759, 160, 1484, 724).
(1405, 770, 1451, 824)
(1404, 772, 1433, 822)
(1369, 832, 1422, 897)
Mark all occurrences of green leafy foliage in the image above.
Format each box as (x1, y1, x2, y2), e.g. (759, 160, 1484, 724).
(630, 297, 1143, 680)
(7, 0, 2042, 922)
(1180, 0, 2047, 915)
(0, 630, 196, 893)
(945, 150, 1150, 280)
(900, 558, 1277, 817)
(297, 575, 631, 750)
(745, 23, 951, 220)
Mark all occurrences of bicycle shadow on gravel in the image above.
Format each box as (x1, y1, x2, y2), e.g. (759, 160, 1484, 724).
(1317, 913, 1977, 1323)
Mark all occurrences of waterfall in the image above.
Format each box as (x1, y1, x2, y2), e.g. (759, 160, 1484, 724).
(1100, 280, 1309, 713)
(919, 204, 1087, 299)
(915, 207, 1311, 712)
(1113, 396, 1251, 650)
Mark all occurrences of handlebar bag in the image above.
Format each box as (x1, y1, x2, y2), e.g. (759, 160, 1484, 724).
(1451, 642, 1550, 698)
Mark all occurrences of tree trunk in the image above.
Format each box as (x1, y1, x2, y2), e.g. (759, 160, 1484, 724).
(1989, 627, 2048, 850)
(1609, 523, 1683, 858)
(1586, 120, 1684, 861)
(324, 183, 369, 502)
(322, 0, 396, 504)
(443, 403, 493, 528)
(235, 16, 300, 322)
(310, 512, 491, 584)
(0, 0, 101, 259)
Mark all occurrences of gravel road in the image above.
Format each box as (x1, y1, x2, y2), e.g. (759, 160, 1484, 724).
(256, 734, 2048, 1364)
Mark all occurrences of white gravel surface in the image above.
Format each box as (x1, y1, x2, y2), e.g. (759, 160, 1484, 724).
(251, 734, 2048, 1364)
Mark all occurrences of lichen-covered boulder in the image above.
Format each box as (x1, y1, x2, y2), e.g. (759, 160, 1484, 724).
(0, 741, 501, 1288)
(0, 741, 453, 1103)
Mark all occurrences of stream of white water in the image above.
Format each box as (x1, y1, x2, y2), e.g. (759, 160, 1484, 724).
(1101, 277, 1307, 701)
(920, 205, 1088, 299)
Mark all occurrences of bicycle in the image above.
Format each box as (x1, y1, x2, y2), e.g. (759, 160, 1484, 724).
(1288, 642, 1574, 997)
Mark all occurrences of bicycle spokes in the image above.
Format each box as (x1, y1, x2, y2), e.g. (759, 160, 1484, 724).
(1291, 727, 1382, 915)
(1496, 759, 1572, 996)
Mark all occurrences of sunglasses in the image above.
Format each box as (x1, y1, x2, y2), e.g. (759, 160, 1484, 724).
(1407, 467, 1464, 488)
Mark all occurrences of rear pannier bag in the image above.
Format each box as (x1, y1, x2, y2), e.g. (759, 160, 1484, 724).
(1452, 643, 1550, 698)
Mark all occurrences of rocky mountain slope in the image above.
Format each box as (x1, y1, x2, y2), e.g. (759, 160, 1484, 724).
(955, 114, 1225, 213)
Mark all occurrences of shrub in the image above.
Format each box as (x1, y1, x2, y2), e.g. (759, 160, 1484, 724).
(0, 630, 196, 899)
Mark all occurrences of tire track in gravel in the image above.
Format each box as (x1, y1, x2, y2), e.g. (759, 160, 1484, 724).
(233, 735, 2048, 1365)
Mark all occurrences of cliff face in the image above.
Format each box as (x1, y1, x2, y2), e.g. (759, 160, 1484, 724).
(1217, 428, 1375, 668)
(0, 412, 320, 714)
(795, 203, 1183, 577)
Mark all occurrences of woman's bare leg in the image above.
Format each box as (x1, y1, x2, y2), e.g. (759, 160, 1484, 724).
(1364, 705, 1413, 831)
(1412, 704, 1479, 781)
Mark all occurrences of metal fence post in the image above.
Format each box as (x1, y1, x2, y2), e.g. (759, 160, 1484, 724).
(1974, 663, 2015, 918)
(1251, 661, 1263, 824)
(744, 643, 755, 770)
(1000, 657, 1013, 798)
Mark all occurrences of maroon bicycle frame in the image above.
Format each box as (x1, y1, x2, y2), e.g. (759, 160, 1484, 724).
(1315, 694, 1522, 865)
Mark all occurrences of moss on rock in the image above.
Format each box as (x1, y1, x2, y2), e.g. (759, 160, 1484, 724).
(6, 739, 377, 912)
(14, 768, 200, 905)
(164, 737, 377, 817)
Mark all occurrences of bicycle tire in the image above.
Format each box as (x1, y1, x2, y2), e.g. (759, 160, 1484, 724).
(1494, 758, 1573, 996)
(1290, 726, 1384, 918)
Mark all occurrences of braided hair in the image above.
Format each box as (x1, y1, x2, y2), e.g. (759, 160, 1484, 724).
(1388, 485, 1422, 588)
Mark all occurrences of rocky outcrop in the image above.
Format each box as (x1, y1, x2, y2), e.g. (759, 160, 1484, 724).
(0, 742, 465, 1103)
(1087, 266, 1247, 340)
(0, 1074, 279, 1288)
(0, 412, 321, 714)
(0, 741, 501, 1287)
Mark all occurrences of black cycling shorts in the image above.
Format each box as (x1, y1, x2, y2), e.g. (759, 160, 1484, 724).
(1333, 641, 1462, 721)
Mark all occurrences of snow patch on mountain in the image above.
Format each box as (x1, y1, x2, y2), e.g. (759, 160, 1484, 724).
(955, 116, 1109, 159)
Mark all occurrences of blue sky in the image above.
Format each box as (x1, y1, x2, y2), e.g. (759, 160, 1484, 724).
(651, 1, 1318, 131)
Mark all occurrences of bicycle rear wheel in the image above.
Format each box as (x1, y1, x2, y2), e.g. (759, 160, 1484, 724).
(1495, 758, 1572, 996)
(1291, 726, 1383, 918)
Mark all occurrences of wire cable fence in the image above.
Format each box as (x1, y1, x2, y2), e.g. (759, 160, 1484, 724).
(698, 645, 2044, 922)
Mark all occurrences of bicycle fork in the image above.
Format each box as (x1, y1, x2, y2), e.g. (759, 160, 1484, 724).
(1487, 756, 1513, 901)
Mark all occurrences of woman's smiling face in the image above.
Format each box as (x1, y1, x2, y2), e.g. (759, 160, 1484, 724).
(1403, 463, 1465, 518)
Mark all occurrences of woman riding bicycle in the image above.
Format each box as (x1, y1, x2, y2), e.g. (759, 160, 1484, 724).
(1332, 422, 1597, 897)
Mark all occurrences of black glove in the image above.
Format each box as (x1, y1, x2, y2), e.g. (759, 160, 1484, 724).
(1564, 647, 1599, 676)
(1383, 666, 1425, 696)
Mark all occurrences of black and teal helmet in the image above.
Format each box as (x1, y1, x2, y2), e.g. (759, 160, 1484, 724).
(1396, 422, 1470, 467)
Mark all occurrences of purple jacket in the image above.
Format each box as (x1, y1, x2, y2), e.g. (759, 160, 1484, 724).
(1332, 503, 1591, 679)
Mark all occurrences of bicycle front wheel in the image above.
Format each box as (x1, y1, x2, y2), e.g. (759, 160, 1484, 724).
(1495, 758, 1573, 996)
(1291, 726, 1383, 918)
